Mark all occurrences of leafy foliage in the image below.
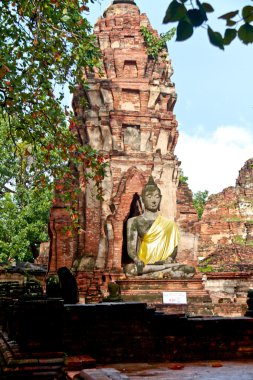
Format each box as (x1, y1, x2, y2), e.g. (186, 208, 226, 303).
(163, 1, 253, 49)
(0, 1, 109, 260)
(0, 0, 106, 196)
(0, 116, 53, 262)
(140, 26, 176, 59)
(179, 173, 189, 184)
(0, 189, 52, 262)
(0, 0, 110, 260)
(193, 190, 209, 219)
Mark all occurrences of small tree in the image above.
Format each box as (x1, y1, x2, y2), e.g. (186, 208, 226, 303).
(179, 172, 189, 184)
(193, 190, 209, 219)
(140, 26, 176, 59)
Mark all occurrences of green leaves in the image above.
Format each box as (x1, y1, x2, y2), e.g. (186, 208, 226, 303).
(202, 3, 214, 13)
(207, 27, 224, 50)
(218, 10, 239, 21)
(0, 1, 109, 255)
(187, 9, 205, 27)
(0, 1, 107, 209)
(164, 1, 210, 43)
(0, 116, 53, 261)
(238, 23, 253, 44)
(141, 26, 176, 59)
(239, 6, 253, 44)
(193, 190, 209, 220)
(223, 28, 237, 45)
(176, 18, 193, 41)
(0, 187, 52, 262)
(163, 1, 253, 48)
(242, 6, 253, 23)
(163, 1, 187, 23)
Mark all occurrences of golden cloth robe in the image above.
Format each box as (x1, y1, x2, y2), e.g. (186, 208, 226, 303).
(138, 215, 180, 265)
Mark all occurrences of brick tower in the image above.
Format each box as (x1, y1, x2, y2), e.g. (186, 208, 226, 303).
(49, 0, 181, 301)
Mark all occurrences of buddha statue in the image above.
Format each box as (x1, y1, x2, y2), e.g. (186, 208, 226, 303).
(125, 177, 195, 278)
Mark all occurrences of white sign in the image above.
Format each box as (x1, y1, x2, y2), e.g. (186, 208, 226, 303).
(163, 291, 187, 304)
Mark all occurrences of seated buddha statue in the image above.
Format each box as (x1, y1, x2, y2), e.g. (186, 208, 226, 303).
(125, 177, 195, 278)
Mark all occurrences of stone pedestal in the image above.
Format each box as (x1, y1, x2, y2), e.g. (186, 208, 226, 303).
(117, 276, 213, 315)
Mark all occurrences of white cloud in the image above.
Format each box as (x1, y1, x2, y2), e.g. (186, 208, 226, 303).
(175, 126, 253, 195)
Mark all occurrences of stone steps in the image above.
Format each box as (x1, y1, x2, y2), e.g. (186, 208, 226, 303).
(0, 331, 66, 379)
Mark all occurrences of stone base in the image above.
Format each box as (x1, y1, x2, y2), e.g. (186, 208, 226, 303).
(117, 277, 213, 316)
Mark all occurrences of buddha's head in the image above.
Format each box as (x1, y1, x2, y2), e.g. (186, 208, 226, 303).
(141, 176, 161, 212)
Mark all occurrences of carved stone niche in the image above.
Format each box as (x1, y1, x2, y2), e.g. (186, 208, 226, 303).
(122, 124, 140, 151)
(123, 60, 138, 76)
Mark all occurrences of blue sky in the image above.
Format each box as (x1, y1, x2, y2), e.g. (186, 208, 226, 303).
(85, 0, 253, 195)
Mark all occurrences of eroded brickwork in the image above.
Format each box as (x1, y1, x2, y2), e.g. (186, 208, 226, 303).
(176, 182, 199, 265)
(198, 158, 253, 270)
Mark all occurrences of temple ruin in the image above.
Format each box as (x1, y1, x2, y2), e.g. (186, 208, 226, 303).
(47, 0, 253, 312)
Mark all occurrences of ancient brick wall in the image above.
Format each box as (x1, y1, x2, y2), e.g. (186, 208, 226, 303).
(62, 303, 253, 363)
(197, 159, 253, 270)
(48, 205, 76, 273)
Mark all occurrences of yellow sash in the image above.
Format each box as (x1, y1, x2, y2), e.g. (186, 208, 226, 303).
(138, 215, 180, 265)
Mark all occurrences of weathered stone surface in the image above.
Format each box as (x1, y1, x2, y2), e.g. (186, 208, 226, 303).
(35, 242, 50, 268)
(202, 272, 253, 315)
(197, 158, 253, 271)
(176, 182, 199, 265)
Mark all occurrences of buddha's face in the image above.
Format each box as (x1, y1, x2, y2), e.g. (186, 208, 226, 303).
(142, 189, 161, 212)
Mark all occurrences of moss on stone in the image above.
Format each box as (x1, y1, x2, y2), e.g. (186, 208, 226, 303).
(233, 235, 246, 246)
(224, 217, 243, 222)
(198, 265, 214, 273)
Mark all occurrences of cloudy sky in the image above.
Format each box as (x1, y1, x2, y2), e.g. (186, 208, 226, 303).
(86, 0, 253, 195)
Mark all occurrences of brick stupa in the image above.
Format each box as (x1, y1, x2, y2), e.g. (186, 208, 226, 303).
(48, 0, 195, 302)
